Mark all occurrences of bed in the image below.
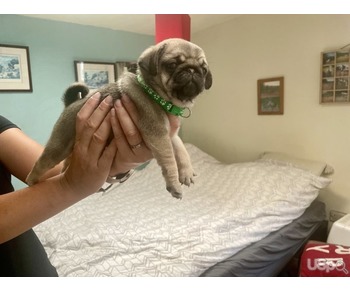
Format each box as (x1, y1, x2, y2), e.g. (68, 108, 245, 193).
(33, 143, 332, 277)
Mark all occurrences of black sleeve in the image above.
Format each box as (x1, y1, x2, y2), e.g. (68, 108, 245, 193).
(0, 115, 19, 133)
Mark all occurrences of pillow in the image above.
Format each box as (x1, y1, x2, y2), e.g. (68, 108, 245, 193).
(258, 151, 334, 176)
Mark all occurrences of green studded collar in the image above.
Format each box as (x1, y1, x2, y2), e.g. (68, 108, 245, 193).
(136, 74, 191, 118)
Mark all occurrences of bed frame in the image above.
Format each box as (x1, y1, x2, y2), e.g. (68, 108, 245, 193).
(200, 200, 328, 276)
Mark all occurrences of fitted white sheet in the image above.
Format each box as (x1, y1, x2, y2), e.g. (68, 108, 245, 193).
(34, 144, 331, 276)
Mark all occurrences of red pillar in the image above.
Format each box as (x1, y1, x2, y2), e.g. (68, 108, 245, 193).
(155, 14, 191, 43)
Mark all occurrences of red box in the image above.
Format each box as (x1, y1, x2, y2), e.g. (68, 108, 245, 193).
(300, 240, 350, 277)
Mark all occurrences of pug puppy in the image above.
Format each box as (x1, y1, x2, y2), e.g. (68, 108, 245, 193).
(26, 38, 212, 199)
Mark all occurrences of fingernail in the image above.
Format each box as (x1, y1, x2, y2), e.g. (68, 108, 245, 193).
(104, 95, 113, 105)
(91, 92, 101, 100)
(115, 99, 122, 108)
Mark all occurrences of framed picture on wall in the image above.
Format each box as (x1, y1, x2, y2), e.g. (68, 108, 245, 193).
(115, 61, 137, 78)
(257, 76, 284, 115)
(74, 61, 116, 89)
(0, 44, 32, 92)
(320, 49, 350, 103)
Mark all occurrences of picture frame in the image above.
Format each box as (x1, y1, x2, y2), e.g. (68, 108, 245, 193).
(115, 61, 137, 78)
(0, 44, 32, 92)
(257, 76, 284, 115)
(74, 61, 116, 89)
(320, 49, 350, 104)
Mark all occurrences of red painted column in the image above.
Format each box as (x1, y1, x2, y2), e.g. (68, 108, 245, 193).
(155, 14, 191, 43)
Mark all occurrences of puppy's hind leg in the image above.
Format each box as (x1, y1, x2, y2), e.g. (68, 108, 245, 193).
(26, 116, 76, 186)
(26, 139, 74, 186)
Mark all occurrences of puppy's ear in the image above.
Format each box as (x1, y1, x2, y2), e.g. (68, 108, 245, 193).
(138, 43, 167, 76)
(205, 69, 213, 89)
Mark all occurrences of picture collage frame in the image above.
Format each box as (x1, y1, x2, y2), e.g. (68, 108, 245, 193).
(320, 49, 350, 103)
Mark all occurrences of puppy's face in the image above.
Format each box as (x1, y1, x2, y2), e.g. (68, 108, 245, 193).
(138, 38, 212, 106)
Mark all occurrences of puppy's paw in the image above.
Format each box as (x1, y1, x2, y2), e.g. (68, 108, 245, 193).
(179, 167, 196, 187)
(166, 184, 183, 200)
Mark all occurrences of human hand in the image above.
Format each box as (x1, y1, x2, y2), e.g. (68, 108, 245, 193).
(61, 92, 182, 195)
(61, 92, 117, 196)
(108, 95, 153, 176)
(108, 95, 181, 177)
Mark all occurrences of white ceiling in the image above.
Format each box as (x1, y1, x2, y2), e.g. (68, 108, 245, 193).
(22, 14, 239, 36)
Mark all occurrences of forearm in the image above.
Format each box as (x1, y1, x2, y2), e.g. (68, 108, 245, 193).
(0, 174, 86, 244)
(0, 94, 157, 245)
(0, 128, 62, 183)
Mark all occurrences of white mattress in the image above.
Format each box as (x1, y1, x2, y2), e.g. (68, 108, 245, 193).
(34, 144, 331, 276)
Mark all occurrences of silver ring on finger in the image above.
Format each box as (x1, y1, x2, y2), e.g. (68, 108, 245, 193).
(130, 142, 142, 150)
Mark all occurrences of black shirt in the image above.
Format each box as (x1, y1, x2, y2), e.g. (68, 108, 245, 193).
(0, 115, 58, 276)
(0, 115, 17, 195)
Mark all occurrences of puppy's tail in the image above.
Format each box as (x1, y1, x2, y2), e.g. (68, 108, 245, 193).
(62, 83, 90, 107)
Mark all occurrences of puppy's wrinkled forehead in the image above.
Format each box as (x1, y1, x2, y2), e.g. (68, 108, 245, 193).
(163, 42, 206, 63)
(137, 38, 209, 77)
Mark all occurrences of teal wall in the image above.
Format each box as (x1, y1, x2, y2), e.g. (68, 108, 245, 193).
(0, 15, 154, 143)
(0, 14, 154, 189)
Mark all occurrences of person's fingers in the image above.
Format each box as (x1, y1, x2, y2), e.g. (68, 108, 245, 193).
(88, 111, 113, 161)
(110, 107, 126, 148)
(77, 95, 114, 148)
(109, 100, 153, 176)
(121, 94, 179, 139)
(120, 94, 140, 125)
(76, 92, 100, 136)
(114, 98, 143, 151)
(97, 117, 118, 170)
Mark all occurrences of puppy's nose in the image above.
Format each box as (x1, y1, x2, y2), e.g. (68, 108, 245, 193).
(187, 68, 195, 74)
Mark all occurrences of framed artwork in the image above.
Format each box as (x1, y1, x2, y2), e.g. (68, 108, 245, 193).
(74, 61, 116, 89)
(320, 49, 350, 103)
(115, 61, 137, 78)
(0, 44, 32, 92)
(257, 76, 284, 115)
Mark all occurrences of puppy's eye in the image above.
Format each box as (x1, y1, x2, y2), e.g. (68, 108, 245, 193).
(166, 62, 177, 71)
(202, 67, 208, 75)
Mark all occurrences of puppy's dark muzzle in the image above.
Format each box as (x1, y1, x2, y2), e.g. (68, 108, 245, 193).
(174, 68, 205, 101)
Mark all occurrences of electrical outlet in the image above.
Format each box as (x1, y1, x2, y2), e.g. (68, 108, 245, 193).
(329, 210, 346, 222)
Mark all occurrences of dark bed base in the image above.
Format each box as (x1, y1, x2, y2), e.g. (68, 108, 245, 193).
(200, 200, 327, 277)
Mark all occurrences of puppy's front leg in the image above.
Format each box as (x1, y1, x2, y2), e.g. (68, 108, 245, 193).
(172, 135, 195, 186)
(146, 136, 183, 199)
